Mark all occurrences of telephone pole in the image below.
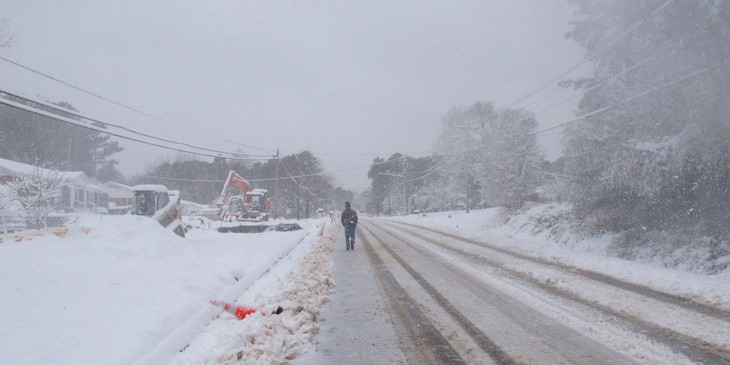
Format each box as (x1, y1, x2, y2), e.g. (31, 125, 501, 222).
(273, 148, 279, 218)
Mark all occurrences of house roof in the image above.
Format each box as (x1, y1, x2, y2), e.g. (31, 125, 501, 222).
(103, 181, 134, 199)
(102, 181, 133, 191)
(132, 184, 169, 193)
(0, 157, 95, 188)
(0, 157, 39, 177)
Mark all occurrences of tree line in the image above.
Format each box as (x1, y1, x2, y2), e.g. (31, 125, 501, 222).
(135, 151, 353, 219)
(0, 100, 124, 181)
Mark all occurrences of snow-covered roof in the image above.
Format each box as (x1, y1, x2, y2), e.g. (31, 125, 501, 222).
(132, 184, 168, 193)
(0, 157, 37, 177)
(102, 181, 133, 191)
(86, 184, 106, 193)
(0, 157, 96, 188)
(61, 172, 93, 187)
(103, 181, 134, 199)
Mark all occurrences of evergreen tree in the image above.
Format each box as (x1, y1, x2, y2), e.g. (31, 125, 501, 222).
(0, 100, 123, 179)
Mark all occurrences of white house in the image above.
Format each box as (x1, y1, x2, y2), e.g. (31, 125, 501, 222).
(0, 157, 108, 213)
(102, 181, 134, 214)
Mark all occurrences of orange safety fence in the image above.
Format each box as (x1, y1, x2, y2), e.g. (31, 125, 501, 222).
(0, 227, 91, 244)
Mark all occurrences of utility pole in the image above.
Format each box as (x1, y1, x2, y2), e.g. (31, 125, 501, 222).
(403, 178, 411, 214)
(273, 148, 279, 218)
(379, 172, 406, 215)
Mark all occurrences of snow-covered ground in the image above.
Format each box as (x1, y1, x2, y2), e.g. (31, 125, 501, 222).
(0, 214, 331, 365)
(1, 206, 728, 364)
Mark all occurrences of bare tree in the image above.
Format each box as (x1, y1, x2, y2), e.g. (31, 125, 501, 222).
(2, 165, 65, 229)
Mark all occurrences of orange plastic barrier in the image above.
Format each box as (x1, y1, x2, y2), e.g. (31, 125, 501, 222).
(209, 299, 262, 320)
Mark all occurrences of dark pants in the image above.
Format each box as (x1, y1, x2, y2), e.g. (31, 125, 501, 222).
(345, 225, 356, 248)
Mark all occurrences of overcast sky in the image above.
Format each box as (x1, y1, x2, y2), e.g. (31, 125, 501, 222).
(0, 0, 588, 191)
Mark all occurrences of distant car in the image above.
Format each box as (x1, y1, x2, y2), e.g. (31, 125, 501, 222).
(0, 209, 27, 233)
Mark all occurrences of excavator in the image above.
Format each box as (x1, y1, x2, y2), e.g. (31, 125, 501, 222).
(216, 170, 270, 221)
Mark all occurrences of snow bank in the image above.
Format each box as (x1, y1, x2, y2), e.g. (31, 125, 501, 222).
(171, 217, 337, 364)
(0, 214, 316, 365)
(387, 205, 730, 310)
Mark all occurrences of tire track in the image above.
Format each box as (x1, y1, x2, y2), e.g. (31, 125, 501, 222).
(361, 224, 516, 365)
(374, 219, 730, 364)
(384, 219, 730, 321)
(359, 225, 467, 365)
(364, 222, 642, 364)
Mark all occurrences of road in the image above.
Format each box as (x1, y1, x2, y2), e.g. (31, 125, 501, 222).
(296, 218, 730, 365)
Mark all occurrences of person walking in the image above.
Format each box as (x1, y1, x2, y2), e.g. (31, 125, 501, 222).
(341, 201, 358, 250)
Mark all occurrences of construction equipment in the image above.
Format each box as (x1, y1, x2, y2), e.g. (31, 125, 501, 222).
(216, 170, 270, 221)
(132, 184, 185, 237)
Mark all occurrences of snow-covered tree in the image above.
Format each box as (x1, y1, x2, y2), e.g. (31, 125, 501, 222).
(563, 1, 730, 234)
(2, 165, 64, 229)
(437, 101, 543, 210)
(367, 154, 404, 215)
(276, 151, 333, 218)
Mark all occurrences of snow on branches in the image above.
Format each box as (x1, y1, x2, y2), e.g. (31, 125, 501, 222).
(2, 165, 64, 229)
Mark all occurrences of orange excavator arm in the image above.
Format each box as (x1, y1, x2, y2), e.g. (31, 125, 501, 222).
(216, 170, 252, 207)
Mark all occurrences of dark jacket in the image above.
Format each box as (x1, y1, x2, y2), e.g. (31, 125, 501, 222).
(341, 208, 358, 227)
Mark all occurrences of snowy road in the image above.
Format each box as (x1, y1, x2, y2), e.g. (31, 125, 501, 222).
(301, 219, 730, 365)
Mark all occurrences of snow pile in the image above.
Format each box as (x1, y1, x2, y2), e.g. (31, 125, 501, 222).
(612, 228, 730, 275)
(0, 214, 316, 365)
(504, 203, 730, 276)
(388, 205, 730, 309)
(504, 203, 614, 256)
(171, 219, 337, 364)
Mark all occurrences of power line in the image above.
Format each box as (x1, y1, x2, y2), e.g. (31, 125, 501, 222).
(529, 58, 730, 136)
(0, 55, 173, 125)
(511, 0, 676, 110)
(136, 151, 448, 190)
(277, 157, 322, 198)
(404, 162, 449, 183)
(219, 138, 277, 154)
(442, 1, 709, 141)
(533, 7, 712, 118)
(139, 173, 321, 183)
(0, 55, 276, 154)
(445, 0, 677, 127)
(0, 93, 276, 161)
(0, 90, 274, 158)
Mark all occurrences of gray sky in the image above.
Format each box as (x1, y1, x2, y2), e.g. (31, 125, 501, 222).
(0, 0, 587, 191)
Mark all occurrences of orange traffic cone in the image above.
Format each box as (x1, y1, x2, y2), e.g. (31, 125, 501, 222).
(209, 299, 260, 320)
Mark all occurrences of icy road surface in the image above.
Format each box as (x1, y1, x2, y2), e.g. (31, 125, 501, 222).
(298, 219, 730, 365)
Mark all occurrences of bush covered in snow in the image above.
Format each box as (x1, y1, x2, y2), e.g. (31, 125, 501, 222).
(508, 203, 595, 247)
(613, 228, 730, 275)
(510, 203, 730, 276)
